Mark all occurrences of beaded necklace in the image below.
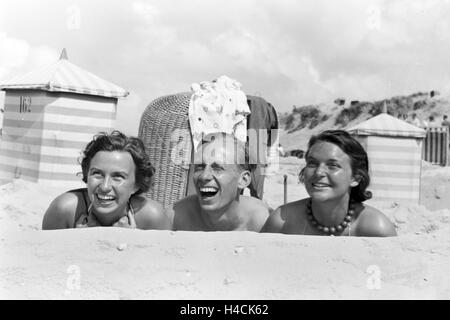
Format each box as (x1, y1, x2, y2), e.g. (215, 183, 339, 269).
(306, 199, 355, 235)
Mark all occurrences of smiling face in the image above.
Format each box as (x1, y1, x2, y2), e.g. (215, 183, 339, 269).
(193, 137, 250, 214)
(86, 151, 138, 224)
(304, 141, 359, 203)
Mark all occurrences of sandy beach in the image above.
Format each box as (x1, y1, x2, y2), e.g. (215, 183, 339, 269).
(1, 157, 449, 299)
(2, 0, 450, 302)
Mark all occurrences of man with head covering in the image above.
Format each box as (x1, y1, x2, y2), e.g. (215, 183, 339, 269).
(185, 76, 279, 201)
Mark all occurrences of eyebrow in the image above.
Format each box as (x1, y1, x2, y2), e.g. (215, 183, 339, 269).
(211, 161, 225, 168)
(114, 171, 130, 176)
(88, 167, 130, 175)
(306, 155, 341, 162)
(194, 161, 228, 168)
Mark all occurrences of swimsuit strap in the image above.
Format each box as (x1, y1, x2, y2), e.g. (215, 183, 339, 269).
(74, 189, 92, 228)
(75, 201, 97, 228)
(128, 199, 135, 216)
(81, 189, 89, 212)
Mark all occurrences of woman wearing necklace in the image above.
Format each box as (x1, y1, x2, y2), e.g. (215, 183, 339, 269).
(262, 130, 396, 237)
(42, 131, 170, 230)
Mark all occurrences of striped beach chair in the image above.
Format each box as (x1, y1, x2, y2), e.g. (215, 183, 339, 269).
(423, 127, 449, 166)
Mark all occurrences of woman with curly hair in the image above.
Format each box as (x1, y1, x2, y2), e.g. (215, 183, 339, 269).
(42, 131, 170, 230)
(262, 130, 396, 237)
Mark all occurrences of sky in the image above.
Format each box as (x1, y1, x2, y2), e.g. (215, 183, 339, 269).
(1, 0, 450, 135)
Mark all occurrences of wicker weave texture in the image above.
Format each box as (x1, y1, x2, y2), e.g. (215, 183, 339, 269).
(138, 92, 193, 208)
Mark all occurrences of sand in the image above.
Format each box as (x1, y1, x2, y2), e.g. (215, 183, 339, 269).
(1, 159, 450, 299)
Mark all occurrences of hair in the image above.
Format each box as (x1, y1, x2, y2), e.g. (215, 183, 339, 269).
(198, 132, 257, 172)
(79, 130, 155, 195)
(444, 115, 448, 120)
(299, 130, 372, 202)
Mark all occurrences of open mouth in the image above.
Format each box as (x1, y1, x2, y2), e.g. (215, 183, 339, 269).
(311, 182, 331, 189)
(96, 193, 116, 203)
(199, 186, 219, 198)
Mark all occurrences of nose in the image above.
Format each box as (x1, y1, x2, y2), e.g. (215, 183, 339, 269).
(314, 163, 327, 176)
(99, 176, 113, 191)
(198, 166, 214, 182)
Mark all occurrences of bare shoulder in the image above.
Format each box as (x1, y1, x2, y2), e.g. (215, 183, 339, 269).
(42, 192, 80, 230)
(240, 196, 271, 232)
(354, 204, 397, 237)
(172, 195, 198, 217)
(131, 195, 171, 230)
(170, 195, 200, 231)
(261, 198, 308, 233)
(278, 198, 308, 220)
(241, 195, 270, 213)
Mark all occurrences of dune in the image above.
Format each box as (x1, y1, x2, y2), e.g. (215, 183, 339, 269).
(1, 160, 449, 299)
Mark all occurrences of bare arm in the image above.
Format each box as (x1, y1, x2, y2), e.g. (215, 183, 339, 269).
(134, 198, 172, 230)
(355, 206, 397, 237)
(42, 193, 78, 230)
(260, 207, 285, 233)
(170, 196, 200, 231)
(244, 197, 271, 232)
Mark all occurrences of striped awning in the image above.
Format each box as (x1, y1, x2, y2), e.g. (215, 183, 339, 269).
(0, 49, 129, 99)
(347, 113, 426, 138)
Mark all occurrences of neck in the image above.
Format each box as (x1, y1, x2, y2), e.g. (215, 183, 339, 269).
(311, 195, 350, 227)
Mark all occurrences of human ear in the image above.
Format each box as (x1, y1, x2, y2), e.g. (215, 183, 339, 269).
(350, 174, 361, 187)
(131, 182, 140, 195)
(238, 170, 251, 190)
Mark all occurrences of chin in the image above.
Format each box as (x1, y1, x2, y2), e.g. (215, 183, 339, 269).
(310, 190, 351, 203)
(93, 203, 120, 214)
(200, 199, 228, 213)
(199, 203, 218, 212)
(309, 194, 327, 202)
(308, 190, 334, 202)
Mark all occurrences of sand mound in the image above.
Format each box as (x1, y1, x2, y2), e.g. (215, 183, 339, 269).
(1, 162, 449, 299)
(1, 228, 449, 299)
(0, 180, 63, 233)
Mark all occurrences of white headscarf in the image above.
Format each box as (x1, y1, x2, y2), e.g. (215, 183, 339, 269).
(188, 75, 251, 151)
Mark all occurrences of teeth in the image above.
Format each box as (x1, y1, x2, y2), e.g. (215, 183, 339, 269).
(313, 183, 329, 188)
(199, 187, 218, 192)
(97, 194, 115, 200)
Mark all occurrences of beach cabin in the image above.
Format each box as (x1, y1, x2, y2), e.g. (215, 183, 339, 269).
(0, 49, 128, 187)
(347, 113, 426, 205)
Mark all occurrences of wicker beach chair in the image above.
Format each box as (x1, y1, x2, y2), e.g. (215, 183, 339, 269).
(138, 92, 279, 208)
(138, 92, 193, 208)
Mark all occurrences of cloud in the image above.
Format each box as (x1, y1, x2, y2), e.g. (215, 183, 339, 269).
(132, 1, 160, 22)
(0, 32, 59, 82)
(1, 0, 450, 114)
(0, 33, 29, 80)
(114, 91, 144, 136)
(28, 46, 59, 69)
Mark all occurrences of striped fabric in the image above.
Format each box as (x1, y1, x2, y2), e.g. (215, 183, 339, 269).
(365, 136, 422, 204)
(423, 127, 449, 166)
(0, 90, 115, 188)
(348, 113, 425, 205)
(0, 57, 128, 99)
(347, 113, 426, 138)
